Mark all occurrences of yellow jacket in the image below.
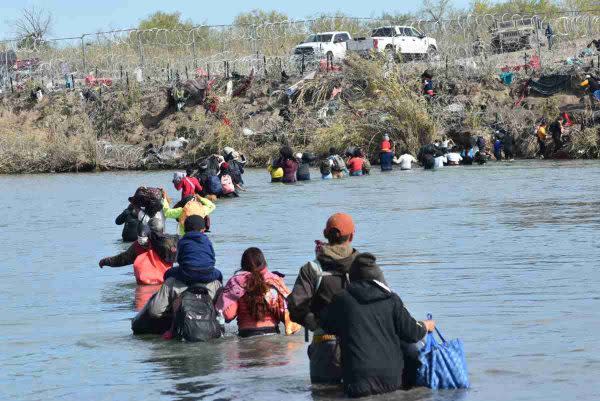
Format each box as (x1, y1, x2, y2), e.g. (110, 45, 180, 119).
(163, 197, 216, 235)
(268, 165, 284, 179)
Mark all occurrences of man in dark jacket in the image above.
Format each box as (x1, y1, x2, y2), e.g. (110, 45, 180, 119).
(115, 204, 140, 242)
(288, 213, 359, 384)
(320, 253, 435, 398)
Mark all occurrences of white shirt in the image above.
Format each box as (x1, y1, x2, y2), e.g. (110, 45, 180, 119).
(446, 152, 463, 163)
(394, 154, 417, 170)
(434, 155, 447, 168)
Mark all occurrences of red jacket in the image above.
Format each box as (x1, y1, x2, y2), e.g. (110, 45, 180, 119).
(347, 157, 364, 173)
(381, 140, 392, 152)
(174, 177, 203, 199)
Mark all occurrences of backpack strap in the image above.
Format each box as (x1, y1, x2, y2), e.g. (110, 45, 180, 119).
(308, 259, 349, 293)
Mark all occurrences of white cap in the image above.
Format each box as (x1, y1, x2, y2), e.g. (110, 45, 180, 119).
(295, 152, 303, 159)
(223, 146, 234, 155)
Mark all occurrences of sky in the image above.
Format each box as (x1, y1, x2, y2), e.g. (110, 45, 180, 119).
(0, 0, 472, 40)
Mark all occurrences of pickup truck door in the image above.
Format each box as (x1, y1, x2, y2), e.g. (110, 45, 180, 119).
(333, 33, 350, 59)
(396, 27, 413, 53)
(409, 28, 428, 53)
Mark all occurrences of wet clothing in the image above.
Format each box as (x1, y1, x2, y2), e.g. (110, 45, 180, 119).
(434, 155, 447, 168)
(226, 158, 245, 185)
(297, 161, 311, 181)
(493, 140, 503, 160)
(216, 269, 295, 337)
(347, 157, 364, 175)
(446, 152, 463, 165)
(380, 152, 394, 171)
(174, 176, 203, 200)
(102, 240, 147, 267)
(502, 135, 514, 159)
(163, 197, 216, 236)
(131, 278, 221, 335)
(320, 280, 427, 398)
(115, 206, 140, 242)
(422, 154, 435, 170)
(288, 243, 358, 384)
(380, 140, 392, 152)
(164, 231, 221, 285)
(537, 126, 547, 156)
(274, 158, 298, 183)
(394, 154, 416, 170)
(268, 165, 284, 182)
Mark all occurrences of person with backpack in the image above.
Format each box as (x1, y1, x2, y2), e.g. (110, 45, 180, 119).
(327, 147, 348, 178)
(537, 120, 548, 158)
(319, 253, 435, 398)
(223, 147, 247, 187)
(99, 187, 166, 268)
(288, 213, 359, 384)
(215, 247, 302, 338)
(218, 162, 240, 197)
(267, 161, 284, 183)
(132, 215, 223, 340)
(173, 168, 203, 201)
(296, 153, 311, 181)
(273, 146, 299, 183)
(115, 203, 140, 242)
(320, 159, 333, 180)
(163, 194, 216, 236)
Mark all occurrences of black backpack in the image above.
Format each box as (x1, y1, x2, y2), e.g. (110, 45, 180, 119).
(175, 286, 222, 342)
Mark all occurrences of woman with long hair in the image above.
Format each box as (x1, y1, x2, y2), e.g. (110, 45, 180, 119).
(215, 247, 301, 337)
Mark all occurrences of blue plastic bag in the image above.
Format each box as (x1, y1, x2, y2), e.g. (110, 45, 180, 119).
(416, 314, 470, 390)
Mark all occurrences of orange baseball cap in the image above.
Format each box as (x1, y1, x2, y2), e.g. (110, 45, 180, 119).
(325, 213, 355, 237)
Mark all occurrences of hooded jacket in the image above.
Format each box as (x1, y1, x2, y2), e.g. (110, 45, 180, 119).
(288, 243, 358, 330)
(164, 231, 222, 284)
(115, 207, 140, 242)
(320, 280, 427, 398)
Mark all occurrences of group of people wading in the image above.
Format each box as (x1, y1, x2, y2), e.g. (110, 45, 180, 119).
(100, 160, 436, 398)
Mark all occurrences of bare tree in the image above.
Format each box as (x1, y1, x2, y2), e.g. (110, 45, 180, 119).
(14, 6, 53, 48)
(420, 0, 453, 22)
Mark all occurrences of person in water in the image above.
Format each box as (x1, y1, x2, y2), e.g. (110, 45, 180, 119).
(380, 134, 394, 171)
(115, 203, 140, 242)
(320, 159, 333, 180)
(99, 187, 166, 268)
(267, 158, 284, 183)
(346, 151, 365, 176)
(215, 247, 301, 338)
(218, 162, 240, 197)
(393, 150, 417, 171)
(327, 147, 348, 178)
(461, 146, 474, 165)
(446, 146, 463, 166)
(173, 168, 203, 200)
(296, 152, 311, 181)
(288, 213, 359, 384)
(320, 253, 435, 398)
(223, 147, 246, 187)
(163, 193, 216, 236)
(273, 146, 299, 183)
(132, 215, 223, 336)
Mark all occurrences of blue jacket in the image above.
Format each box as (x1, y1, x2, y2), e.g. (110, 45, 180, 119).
(165, 231, 222, 284)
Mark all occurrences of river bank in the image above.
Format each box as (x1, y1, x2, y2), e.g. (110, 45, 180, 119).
(2, 161, 599, 400)
(1, 55, 598, 174)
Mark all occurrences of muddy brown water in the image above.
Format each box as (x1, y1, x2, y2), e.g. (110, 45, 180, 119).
(1, 160, 599, 401)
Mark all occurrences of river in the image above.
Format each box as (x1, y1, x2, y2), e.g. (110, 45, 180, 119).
(1, 160, 599, 401)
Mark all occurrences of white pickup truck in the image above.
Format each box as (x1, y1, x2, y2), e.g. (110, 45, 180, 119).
(347, 26, 438, 60)
(293, 31, 352, 61)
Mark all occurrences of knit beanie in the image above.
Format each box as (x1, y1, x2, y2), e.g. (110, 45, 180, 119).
(349, 253, 386, 284)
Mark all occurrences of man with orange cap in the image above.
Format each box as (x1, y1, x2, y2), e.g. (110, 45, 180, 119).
(288, 212, 359, 384)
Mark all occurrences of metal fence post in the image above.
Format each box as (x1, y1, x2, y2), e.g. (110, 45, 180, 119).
(137, 33, 145, 72)
(80, 35, 87, 73)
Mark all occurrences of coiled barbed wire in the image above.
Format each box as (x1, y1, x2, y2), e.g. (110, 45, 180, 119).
(0, 13, 598, 89)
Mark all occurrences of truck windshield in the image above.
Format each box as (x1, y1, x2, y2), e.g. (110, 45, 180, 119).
(371, 27, 395, 37)
(304, 34, 333, 43)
